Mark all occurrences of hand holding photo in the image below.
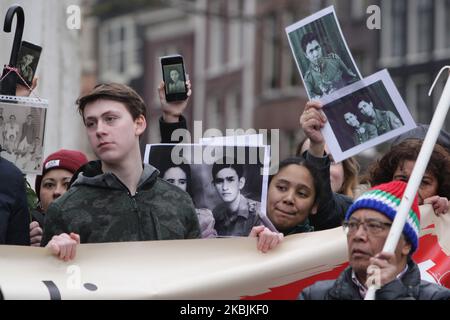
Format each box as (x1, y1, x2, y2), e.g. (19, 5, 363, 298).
(285, 6, 361, 100)
(320, 69, 416, 163)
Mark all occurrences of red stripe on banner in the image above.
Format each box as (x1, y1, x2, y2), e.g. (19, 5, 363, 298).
(241, 263, 348, 300)
(243, 229, 449, 300)
(413, 233, 450, 288)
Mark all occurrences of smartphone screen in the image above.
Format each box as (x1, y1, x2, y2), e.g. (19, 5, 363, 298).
(16, 41, 42, 87)
(161, 55, 187, 102)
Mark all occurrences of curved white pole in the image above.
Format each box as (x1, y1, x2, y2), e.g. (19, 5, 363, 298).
(365, 67, 450, 300)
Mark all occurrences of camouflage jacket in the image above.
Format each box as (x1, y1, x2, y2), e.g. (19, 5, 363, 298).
(41, 161, 201, 246)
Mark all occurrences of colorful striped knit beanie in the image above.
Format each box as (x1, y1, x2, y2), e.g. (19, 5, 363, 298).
(345, 180, 420, 253)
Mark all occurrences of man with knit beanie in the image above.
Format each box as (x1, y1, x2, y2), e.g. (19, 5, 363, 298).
(299, 180, 450, 300)
(29, 149, 88, 247)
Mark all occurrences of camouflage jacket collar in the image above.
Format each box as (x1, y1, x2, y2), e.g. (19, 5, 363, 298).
(72, 160, 159, 192)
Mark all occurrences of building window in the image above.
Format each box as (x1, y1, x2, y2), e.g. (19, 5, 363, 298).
(99, 17, 140, 83)
(262, 13, 280, 92)
(351, 0, 367, 20)
(228, 0, 243, 68)
(391, 0, 407, 58)
(226, 91, 241, 129)
(207, 96, 222, 130)
(208, 0, 225, 72)
(407, 75, 433, 125)
(281, 11, 300, 89)
(446, 0, 450, 49)
(417, 0, 433, 54)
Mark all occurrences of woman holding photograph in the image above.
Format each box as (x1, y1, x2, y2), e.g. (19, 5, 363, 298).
(364, 139, 450, 215)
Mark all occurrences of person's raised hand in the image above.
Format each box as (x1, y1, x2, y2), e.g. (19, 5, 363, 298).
(15, 77, 38, 97)
(300, 100, 327, 157)
(158, 80, 192, 123)
(366, 251, 398, 288)
(424, 196, 449, 216)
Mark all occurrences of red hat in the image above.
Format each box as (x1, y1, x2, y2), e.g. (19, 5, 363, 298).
(35, 149, 88, 199)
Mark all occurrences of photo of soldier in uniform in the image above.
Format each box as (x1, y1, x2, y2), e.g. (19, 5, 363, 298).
(145, 144, 274, 237)
(320, 70, 416, 163)
(357, 99, 403, 135)
(286, 6, 361, 100)
(0, 98, 47, 174)
(211, 157, 262, 236)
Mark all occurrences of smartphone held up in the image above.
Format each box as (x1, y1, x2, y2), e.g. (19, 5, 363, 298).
(161, 54, 188, 102)
(16, 41, 42, 87)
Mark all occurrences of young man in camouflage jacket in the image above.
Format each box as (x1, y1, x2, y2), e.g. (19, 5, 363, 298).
(42, 83, 201, 260)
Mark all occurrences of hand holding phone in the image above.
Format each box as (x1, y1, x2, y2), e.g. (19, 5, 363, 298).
(161, 54, 188, 102)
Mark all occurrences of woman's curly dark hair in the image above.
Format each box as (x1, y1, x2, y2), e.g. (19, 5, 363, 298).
(367, 139, 450, 199)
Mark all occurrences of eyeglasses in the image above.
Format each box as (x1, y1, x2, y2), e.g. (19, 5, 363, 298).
(342, 219, 392, 236)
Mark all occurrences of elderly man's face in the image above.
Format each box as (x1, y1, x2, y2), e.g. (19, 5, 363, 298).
(305, 40, 323, 64)
(346, 209, 411, 278)
(358, 101, 375, 118)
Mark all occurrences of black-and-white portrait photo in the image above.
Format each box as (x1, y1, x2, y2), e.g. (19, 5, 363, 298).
(16, 42, 42, 86)
(144, 144, 273, 238)
(286, 6, 361, 100)
(0, 98, 47, 174)
(321, 69, 416, 163)
(163, 64, 186, 94)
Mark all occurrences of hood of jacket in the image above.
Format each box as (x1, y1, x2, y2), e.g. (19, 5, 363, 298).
(70, 160, 159, 192)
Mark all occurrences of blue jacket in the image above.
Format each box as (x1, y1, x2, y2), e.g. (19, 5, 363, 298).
(0, 156, 30, 245)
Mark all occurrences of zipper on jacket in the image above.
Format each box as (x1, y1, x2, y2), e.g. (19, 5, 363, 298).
(129, 192, 143, 241)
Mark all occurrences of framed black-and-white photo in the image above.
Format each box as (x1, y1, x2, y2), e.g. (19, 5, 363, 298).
(144, 143, 274, 238)
(0, 95, 48, 174)
(321, 69, 416, 163)
(16, 41, 42, 87)
(285, 6, 362, 100)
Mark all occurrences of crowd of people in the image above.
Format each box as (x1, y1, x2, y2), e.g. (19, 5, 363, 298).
(1, 76, 450, 300)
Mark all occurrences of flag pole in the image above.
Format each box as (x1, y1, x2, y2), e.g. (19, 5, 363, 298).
(365, 66, 450, 300)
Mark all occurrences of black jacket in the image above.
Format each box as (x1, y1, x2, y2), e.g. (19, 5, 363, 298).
(159, 115, 189, 143)
(299, 258, 450, 300)
(304, 152, 353, 231)
(0, 156, 30, 245)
